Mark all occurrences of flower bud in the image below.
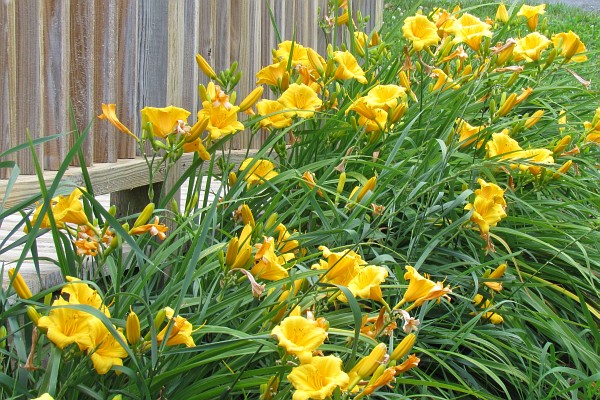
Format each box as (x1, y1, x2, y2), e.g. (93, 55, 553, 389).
(188, 116, 209, 142)
(228, 171, 237, 187)
(524, 110, 544, 129)
(553, 135, 571, 154)
(553, 160, 573, 179)
(0, 326, 6, 350)
(225, 237, 240, 267)
(240, 204, 255, 228)
(8, 268, 32, 299)
(337, 172, 346, 194)
(196, 54, 217, 80)
(265, 212, 279, 231)
(126, 308, 141, 345)
(132, 203, 155, 229)
(350, 343, 387, 379)
(495, 3, 509, 23)
(307, 48, 325, 76)
(27, 306, 41, 325)
(390, 333, 416, 361)
(198, 84, 209, 102)
(357, 176, 377, 202)
(238, 87, 264, 112)
(154, 308, 166, 330)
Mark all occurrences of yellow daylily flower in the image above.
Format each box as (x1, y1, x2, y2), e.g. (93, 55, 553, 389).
(584, 107, 600, 145)
(287, 355, 349, 400)
(552, 31, 587, 62)
(312, 246, 366, 286)
(141, 106, 190, 138)
(333, 51, 367, 84)
(250, 236, 289, 281)
(430, 68, 459, 92)
(273, 41, 309, 67)
(239, 158, 279, 187)
(32, 394, 54, 400)
(363, 85, 407, 111)
(197, 101, 244, 140)
(395, 266, 452, 309)
(514, 32, 551, 62)
(464, 178, 507, 238)
(278, 83, 322, 118)
(27, 188, 89, 232)
(256, 99, 294, 129)
(37, 298, 94, 350)
(342, 265, 389, 304)
(156, 307, 195, 347)
(510, 148, 554, 175)
(271, 315, 328, 363)
(517, 4, 545, 31)
(86, 319, 128, 375)
(63, 276, 110, 317)
(256, 60, 289, 88)
(455, 118, 486, 148)
(402, 14, 440, 51)
(98, 103, 137, 141)
(485, 131, 522, 159)
(450, 13, 493, 52)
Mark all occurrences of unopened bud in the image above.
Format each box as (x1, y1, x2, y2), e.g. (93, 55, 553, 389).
(196, 54, 217, 80)
(228, 171, 237, 187)
(8, 268, 32, 300)
(126, 308, 141, 345)
(240, 204, 255, 227)
(390, 333, 416, 361)
(524, 110, 544, 129)
(553, 135, 571, 154)
(27, 306, 41, 325)
(350, 343, 387, 379)
(553, 160, 573, 179)
(133, 203, 155, 228)
(337, 172, 346, 194)
(238, 87, 264, 112)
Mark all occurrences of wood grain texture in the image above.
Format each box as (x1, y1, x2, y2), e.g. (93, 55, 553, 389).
(69, 0, 95, 167)
(0, 2, 16, 179)
(182, 0, 200, 118)
(42, 0, 70, 171)
(94, 0, 118, 163)
(117, 0, 139, 158)
(14, 0, 43, 174)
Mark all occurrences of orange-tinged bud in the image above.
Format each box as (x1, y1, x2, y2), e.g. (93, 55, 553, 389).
(489, 263, 507, 279)
(553, 135, 571, 154)
(8, 268, 32, 299)
(390, 333, 416, 361)
(238, 87, 264, 112)
(196, 54, 217, 80)
(357, 176, 377, 202)
(127, 308, 141, 345)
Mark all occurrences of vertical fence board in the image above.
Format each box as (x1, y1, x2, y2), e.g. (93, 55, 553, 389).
(42, 0, 70, 171)
(69, 0, 95, 167)
(0, 2, 15, 179)
(14, 0, 43, 174)
(94, 0, 118, 163)
(182, 0, 200, 118)
(117, 1, 139, 158)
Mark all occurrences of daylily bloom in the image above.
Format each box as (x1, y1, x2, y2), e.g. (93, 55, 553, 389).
(287, 355, 349, 400)
(312, 246, 366, 286)
(274, 223, 300, 254)
(342, 265, 389, 304)
(273, 41, 310, 67)
(256, 99, 294, 129)
(271, 315, 328, 363)
(37, 298, 94, 350)
(450, 13, 493, 52)
(300, 171, 323, 196)
(455, 118, 486, 148)
(584, 107, 600, 144)
(62, 277, 110, 316)
(486, 131, 522, 160)
(464, 178, 507, 238)
(333, 51, 367, 84)
(397, 309, 420, 333)
(251, 236, 290, 281)
(86, 319, 128, 374)
(363, 85, 407, 111)
(278, 83, 322, 118)
(552, 31, 587, 62)
(517, 4, 545, 31)
(197, 101, 244, 140)
(141, 106, 190, 138)
(394, 266, 452, 309)
(510, 148, 554, 175)
(430, 68, 459, 91)
(98, 103, 137, 141)
(27, 188, 89, 232)
(484, 263, 507, 292)
(514, 32, 551, 62)
(256, 60, 289, 88)
(156, 307, 195, 347)
(129, 216, 168, 240)
(402, 14, 440, 51)
(239, 158, 279, 186)
(347, 98, 389, 132)
(491, 39, 517, 66)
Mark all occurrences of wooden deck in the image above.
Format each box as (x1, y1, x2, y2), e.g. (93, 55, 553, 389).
(0, 177, 223, 295)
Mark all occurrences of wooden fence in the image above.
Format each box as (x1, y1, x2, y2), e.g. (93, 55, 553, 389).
(0, 0, 383, 179)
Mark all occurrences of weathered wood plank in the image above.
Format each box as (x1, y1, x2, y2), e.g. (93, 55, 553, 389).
(93, 0, 118, 163)
(69, 0, 95, 167)
(0, 1, 16, 179)
(117, 0, 139, 158)
(14, 0, 43, 174)
(42, 0, 70, 171)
